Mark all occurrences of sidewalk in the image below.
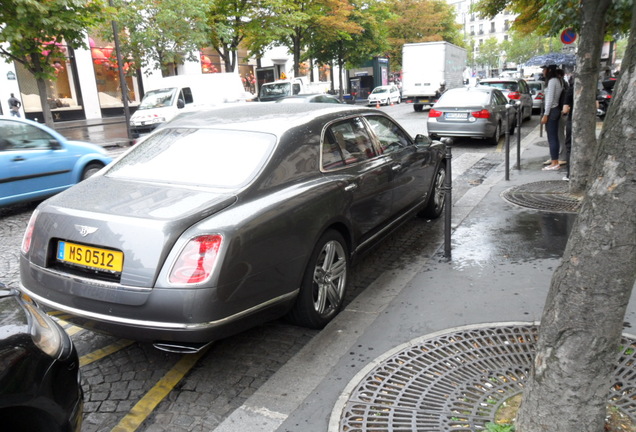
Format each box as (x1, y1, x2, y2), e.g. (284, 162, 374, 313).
(212, 124, 636, 432)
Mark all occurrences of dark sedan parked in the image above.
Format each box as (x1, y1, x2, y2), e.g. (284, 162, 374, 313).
(20, 104, 446, 353)
(0, 283, 83, 431)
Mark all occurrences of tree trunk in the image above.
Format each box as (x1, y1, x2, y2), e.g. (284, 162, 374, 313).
(516, 3, 636, 430)
(36, 77, 54, 127)
(569, 0, 612, 194)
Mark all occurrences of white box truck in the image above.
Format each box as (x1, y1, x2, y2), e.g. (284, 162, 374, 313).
(401, 41, 467, 112)
(130, 73, 251, 137)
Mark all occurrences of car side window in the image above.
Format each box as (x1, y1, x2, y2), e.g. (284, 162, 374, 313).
(365, 115, 412, 154)
(322, 118, 376, 170)
(0, 121, 53, 151)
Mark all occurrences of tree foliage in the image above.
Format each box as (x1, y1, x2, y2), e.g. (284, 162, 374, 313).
(206, 0, 291, 72)
(107, 0, 211, 76)
(384, 0, 464, 68)
(473, 0, 632, 36)
(0, 0, 109, 125)
(308, 0, 388, 95)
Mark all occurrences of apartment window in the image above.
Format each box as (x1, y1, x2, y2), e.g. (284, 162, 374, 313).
(504, 20, 510, 31)
(470, 25, 475, 36)
(479, 24, 484, 35)
(490, 22, 496, 33)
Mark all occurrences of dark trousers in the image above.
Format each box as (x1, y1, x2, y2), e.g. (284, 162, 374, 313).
(564, 113, 572, 177)
(546, 107, 561, 160)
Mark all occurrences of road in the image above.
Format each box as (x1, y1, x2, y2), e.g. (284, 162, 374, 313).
(0, 103, 540, 431)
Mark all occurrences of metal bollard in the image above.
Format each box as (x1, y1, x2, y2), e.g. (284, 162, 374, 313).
(516, 101, 522, 170)
(504, 105, 511, 181)
(442, 138, 453, 258)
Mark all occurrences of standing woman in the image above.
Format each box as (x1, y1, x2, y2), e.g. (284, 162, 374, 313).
(541, 64, 564, 171)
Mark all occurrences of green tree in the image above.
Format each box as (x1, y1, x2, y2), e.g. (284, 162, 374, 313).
(500, 31, 554, 66)
(475, 37, 501, 76)
(206, 0, 289, 72)
(385, 0, 464, 69)
(309, 0, 388, 97)
(107, 0, 210, 76)
(0, 0, 109, 126)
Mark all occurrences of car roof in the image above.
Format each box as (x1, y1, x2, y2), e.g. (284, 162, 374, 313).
(480, 78, 524, 82)
(163, 103, 377, 135)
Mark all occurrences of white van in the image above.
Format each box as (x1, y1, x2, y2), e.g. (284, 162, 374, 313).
(130, 74, 250, 137)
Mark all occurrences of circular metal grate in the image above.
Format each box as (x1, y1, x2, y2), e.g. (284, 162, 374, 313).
(501, 180, 582, 213)
(337, 324, 636, 432)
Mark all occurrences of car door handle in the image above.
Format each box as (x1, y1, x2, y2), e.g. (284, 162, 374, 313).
(11, 156, 25, 162)
(344, 183, 357, 192)
(392, 164, 402, 171)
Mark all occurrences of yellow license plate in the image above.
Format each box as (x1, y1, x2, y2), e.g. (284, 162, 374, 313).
(56, 241, 123, 273)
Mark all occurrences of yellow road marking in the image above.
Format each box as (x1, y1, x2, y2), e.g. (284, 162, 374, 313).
(111, 347, 210, 432)
(80, 339, 135, 367)
(65, 325, 85, 336)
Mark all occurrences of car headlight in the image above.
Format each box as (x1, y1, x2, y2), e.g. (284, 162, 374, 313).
(20, 295, 70, 359)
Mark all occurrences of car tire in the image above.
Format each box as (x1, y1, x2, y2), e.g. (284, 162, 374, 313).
(488, 122, 501, 145)
(81, 162, 105, 181)
(287, 229, 349, 329)
(418, 164, 446, 219)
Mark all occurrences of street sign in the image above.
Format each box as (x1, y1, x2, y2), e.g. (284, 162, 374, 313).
(561, 28, 577, 45)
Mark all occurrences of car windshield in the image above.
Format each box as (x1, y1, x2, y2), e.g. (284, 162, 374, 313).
(372, 87, 388, 94)
(138, 88, 177, 110)
(106, 128, 277, 189)
(259, 83, 291, 98)
(436, 90, 490, 107)
(480, 81, 518, 91)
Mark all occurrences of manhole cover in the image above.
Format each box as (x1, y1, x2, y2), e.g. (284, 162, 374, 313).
(336, 323, 636, 431)
(501, 180, 582, 213)
(535, 140, 549, 147)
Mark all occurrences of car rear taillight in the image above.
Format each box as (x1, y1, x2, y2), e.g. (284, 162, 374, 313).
(169, 235, 223, 284)
(508, 91, 521, 100)
(429, 109, 443, 118)
(536, 92, 544, 100)
(471, 109, 491, 119)
(21, 210, 39, 254)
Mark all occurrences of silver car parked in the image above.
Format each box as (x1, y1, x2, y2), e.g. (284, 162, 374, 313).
(478, 78, 533, 122)
(427, 86, 513, 145)
(20, 104, 446, 353)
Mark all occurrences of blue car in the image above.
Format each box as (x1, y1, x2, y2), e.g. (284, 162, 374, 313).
(0, 116, 112, 206)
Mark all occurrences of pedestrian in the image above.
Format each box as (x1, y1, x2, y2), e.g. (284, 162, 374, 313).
(561, 75, 574, 180)
(8, 93, 21, 117)
(540, 64, 564, 171)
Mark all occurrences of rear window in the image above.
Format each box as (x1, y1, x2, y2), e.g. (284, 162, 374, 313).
(528, 82, 543, 91)
(106, 128, 276, 188)
(480, 81, 519, 91)
(436, 89, 490, 106)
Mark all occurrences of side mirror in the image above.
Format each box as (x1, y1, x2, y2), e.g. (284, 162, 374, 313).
(415, 134, 432, 146)
(49, 139, 62, 150)
(177, 98, 185, 109)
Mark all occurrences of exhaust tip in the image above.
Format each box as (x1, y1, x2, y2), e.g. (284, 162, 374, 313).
(153, 341, 213, 354)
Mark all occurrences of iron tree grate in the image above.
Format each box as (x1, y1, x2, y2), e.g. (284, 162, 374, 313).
(501, 180, 582, 213)
(337, 324, 636, 431)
